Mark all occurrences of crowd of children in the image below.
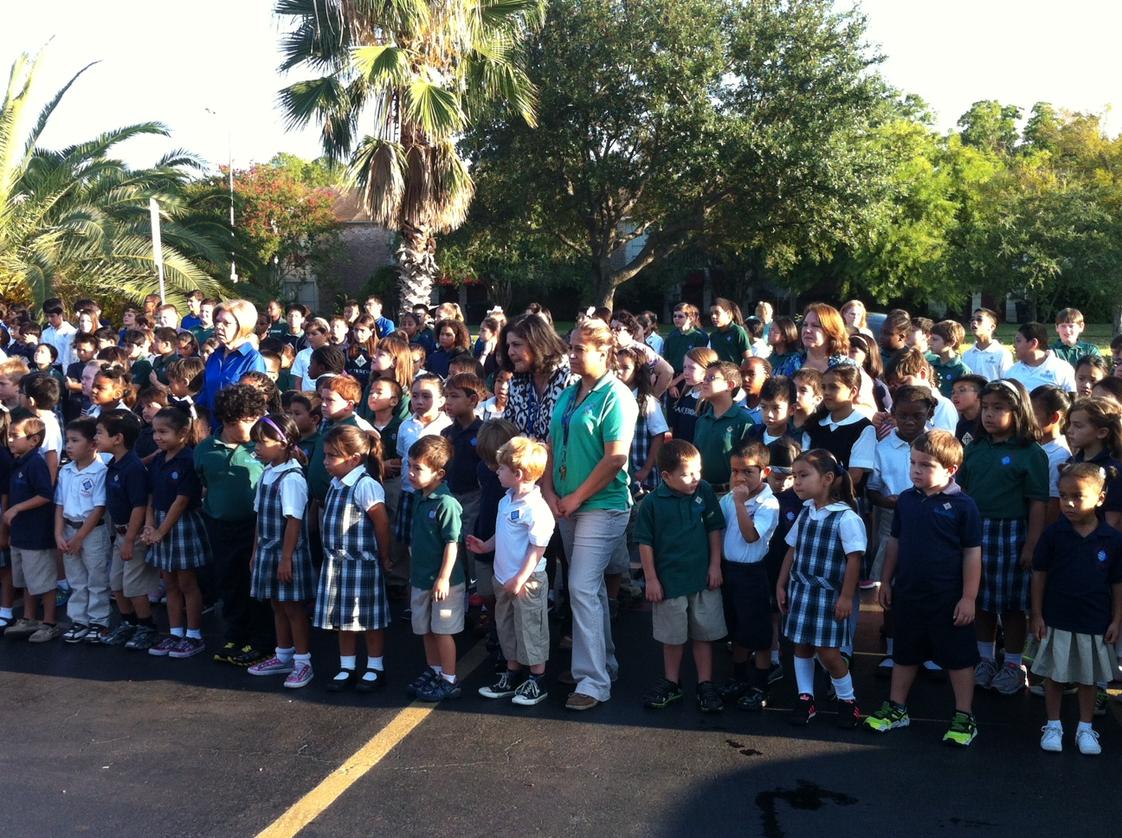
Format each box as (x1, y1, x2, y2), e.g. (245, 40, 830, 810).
(0, 293, 1119, 757)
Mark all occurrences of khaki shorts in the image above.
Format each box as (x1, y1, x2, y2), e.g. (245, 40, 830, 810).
(11, 547, 58, 596)
(474, 562, 495, 597)
(652, 588, 727, 646)
(494, 570, 550, 666)
(411, 583, 466, 635)
(109, 535, 160, 599)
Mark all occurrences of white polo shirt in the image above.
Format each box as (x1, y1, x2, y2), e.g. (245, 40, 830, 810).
(493, 486, 556, 585)
(963, 341, 1013, 381)
(785, 500, 867, 555)
(54, 456, 107, 519)
(867, 431, 913, 497)
(720, 483, 779, 564)
(1007, 352, 1076, 394)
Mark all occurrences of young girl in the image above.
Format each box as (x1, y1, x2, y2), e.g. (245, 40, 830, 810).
(88, 367, 133, 420)
(616, 346, 668, 495)
(663, 303, 709, 384)
(480, 369, 511, 422)
(134, 386, 168, 461)
(0, 406, 14, 631)
(362, 336, 413, 425)
(669, 347, 717, 444)
(1030, 385, 1071, 524)
(708, 298, 751, 365)
(1075, 355, 1108, 399)
(247, 414, 316, 689)
(1063, 396, 1122, 529)
(177, 331, 200, 359)
(427, 319, 472, 379)
(394, 374, 452, 548)
(345, 315, 377, 389)
(1031, 463, 1122, 755)
(957, 379, 1048, 696)
(316, 424, 393, 690)
(776, 448, 866, 727)
(802, 364, 876, 490)
(142, 406, 211, 658)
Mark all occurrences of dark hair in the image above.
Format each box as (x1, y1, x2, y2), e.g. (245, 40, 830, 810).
(34, 342, 58, 363)
(449, 356, 485, 379)
(311, 345, 346, 375)
(744, 316, 764, 340)
(435, 318, 471, 352)
(94, 366, 135, 408)
(152, 405, 200, 446)
(977, 379, 1040, 444)
(65, 416, 97, 442)
(711, 297, 745, 326)
(177, 331, 200, 356)
(848, 332, 884, 380)
(1065, 397, 1122, 459)
(445, 372, 487, 401)
(657, 438, 700, 474)
(731, 439, 771, 466)
(240, 371, 283, 414)
(1077, 355, 1110, 375)
(282, 390, 322, 418)
(96, 408, 141, 448)
(795, 448, 857, 509)
(42, 301, 64, 317)
(1029, 384, 1071, 419)
(760, 375, 796, 404)
(891, 384, 937, 415)
(408, 434, 453, 471)
(412, 372, 445, 396)
(153, 327, 179, 346)
(214, 383, 268, 425)
(705, 360, 742, 391)
(73, 331, 97, 349)
(250, 413, 308, 466)
(167, 357, 205, 394)
(770, 316, 799, 354)
(476, 418, 519, 466)
(20, 372, 60, 410)
(1093, 377, 1122, 402)
(616, 345, 654, 405)
(954, 374, 988, 393)
(1017, 322, 1049, 348)
(610, 310, 643, 341)
(497, 313, 569, 376)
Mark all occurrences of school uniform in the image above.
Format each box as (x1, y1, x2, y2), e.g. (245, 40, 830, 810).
(492, 487, 556, 667)
(147, 447, 210, 572)
(802, 411, 876, 477)
(314, 464, 390, 632)
(693, 402, 755, 489)
(1007, 351, 1077, 394)
(1070, 449, 1122, 519)
(1042, 438, 1071, 500)
(867, 431, 915, 578)
(963, 341, 1013, 381)
(931, 355, 971, 398)
(764, 488, 802, 608)
(0, 447, 11, 572)
(630, 392, 669, 491)
(394, 412, 453, 544)
(1049, 339, 1100, 370)
(662, 329, 709, 375)
(344, 348, 373, 389)
(708, 324, 751, 364)
(783, 501, 867, 648)
(107, 450, 158, 599)
(720, 484, 780, 650)
(56, 457, 111, 628)
(9, 450, 58, 596)
(251, 461, 314, 602)
(668, 389, 702, 444)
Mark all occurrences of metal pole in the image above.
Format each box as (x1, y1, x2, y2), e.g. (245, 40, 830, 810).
(149, 198, 166, 304)
(228, 124, 237, 283)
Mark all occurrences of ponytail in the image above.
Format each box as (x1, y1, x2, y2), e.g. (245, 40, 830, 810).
(796, 448, 858, 511)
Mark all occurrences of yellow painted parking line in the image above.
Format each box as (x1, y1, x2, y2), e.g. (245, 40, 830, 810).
(257, 642, 490, 838)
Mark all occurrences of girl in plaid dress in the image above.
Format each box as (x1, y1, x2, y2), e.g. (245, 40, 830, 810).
(0, 406, 13, 632)
(246, 414, 315, 689)
(776, 449, 866, 728)
(142, 406, 211, 659)
(316, 424, 394, 692)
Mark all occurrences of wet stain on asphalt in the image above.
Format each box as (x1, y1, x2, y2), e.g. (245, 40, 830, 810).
(725, 738, 762, 757)
(755, 779, 857, 838)
(947, 817, 997, 829)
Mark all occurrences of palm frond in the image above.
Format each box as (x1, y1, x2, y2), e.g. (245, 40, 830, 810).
(352, 44, 411, 88)
(278, 76, 347, 131)
(23, 60, 99, 157)
(405, 78, 464, 140)
(352, 136, 405, 226)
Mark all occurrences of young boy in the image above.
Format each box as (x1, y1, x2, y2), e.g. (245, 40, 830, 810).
(929, 320, 971, 398)
(468, 436, 556, 706)
(694, 361, 755, 492)
(21, 373, 63, 482)
(1050, 308, 1101, 371)
(55, 418, 111, 643)
(441, 373, 485, 539)
(1007, 322, 1077, 394)
(148, 327, 180, 388)
(64, 332, 98, 421)
(407, 435, 465, 702)
(3, 416, 62, 643)
(866, 386, 936, 673)
(282, 390, 323, 462)
(364, 295, 396, 338)
(761, 440, 802, 682)
(180, 290, 204, 332)
(636, 439, 727, 712)
(96, 409, 161, 650)
(865, 430, 982, 747)
(950, 374, 987, 446)
(308, 375, 374, 506)
(0, 356, 29, 410)
(717, 441, 780, 710)
(749, 376, 799, 447)
(790, 368, 823, 432)
(885, 349, 958, 432)
(879, 311, 912, 373)
(907, 317, 939, 366)
(963, 308, 1013, 382)
(737, 357, 770, 424)
(193, 299, 216, 344)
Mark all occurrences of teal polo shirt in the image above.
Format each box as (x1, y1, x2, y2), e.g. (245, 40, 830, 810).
(1050, 339, 1100, 369)
(410, 483, 464, 589)
(635, 480, 724, 598)
(194, 435, 264, 521)
(549, 375, 639, 510)
(663, 328, 710, 374)
(931, 356, 971, 398)
(708, 324, 750, 364)
(958, 437, 1049, 520)
(693, 402, 756, 486)
(308, 414, 363, 502)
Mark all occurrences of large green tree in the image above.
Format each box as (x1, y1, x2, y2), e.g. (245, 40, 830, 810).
(275, 0, 545, 313)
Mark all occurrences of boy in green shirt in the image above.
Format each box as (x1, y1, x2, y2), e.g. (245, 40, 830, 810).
(693, 361, 755, 490)
(929, 320, 972, 398)
(1050, 307, 1101, 370)
(636, 440, 726, 713)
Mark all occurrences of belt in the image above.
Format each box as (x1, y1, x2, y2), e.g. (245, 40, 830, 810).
(65, 518, 103, 528)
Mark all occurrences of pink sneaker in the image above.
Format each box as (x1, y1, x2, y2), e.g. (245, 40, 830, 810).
(284, 661, 314, 689)
(249, 656, 295, 676)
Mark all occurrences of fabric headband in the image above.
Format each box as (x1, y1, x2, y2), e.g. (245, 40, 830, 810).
(260, 416, 292, 446)
(990, 379, 1021, 400)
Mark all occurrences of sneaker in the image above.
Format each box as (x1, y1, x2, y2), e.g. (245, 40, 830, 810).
(479, 671, 519, 699)
(736, 687, 768, 711)
(991, 663, 1026, 696)
(974, 658, 999, 689)
(4, 618, 41, 640)
(284, 661, 314, 689)
(125, 626, 159, 651)
(767, 661, 784, 684)
(229, 645, 269, 667)
(54, 587, 72, 608)
(100, 622, 136, 647)
(858, 579, 877, 590)
(789, 693, 816, 726)
(865, 701, 910, 733)
(642, 678, 683, 710)
(29, 623, 63, 643)
(1040, 724, 1063, 752)
(212, 641, 241, 664)
(718, 676, 751, 702)
(564, 691, 600, 711)
(149, 635, 182, 656)
(696, 681, 723, 713)
(416, 677, 462, 702)
(168, 637, 205, 659)
(63, 624, 90, 644)
(835, 698, 862, 729)
(512, 676, 549, 706)
(248, 656, 295, 676)
(942, 711, 978, 747)
(84, 625, 109, 644)
(1076, 728, 1102, 755)
(406, 667, 438, 698)
(1094, 690, 1109, 717)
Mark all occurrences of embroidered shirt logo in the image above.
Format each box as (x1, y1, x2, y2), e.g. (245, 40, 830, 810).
(1098, 550, 1108, 563)
(1001, 456, 1011, 465)
(510, 510, 521, 521)
(171, 471, 178, 479)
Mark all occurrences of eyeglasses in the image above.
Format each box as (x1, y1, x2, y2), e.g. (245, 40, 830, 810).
(703, 374, 726, 383)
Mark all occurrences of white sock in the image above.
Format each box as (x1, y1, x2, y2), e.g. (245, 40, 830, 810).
(441, 672, 456, 684)
(885, 638, 894, 656)
(831, 673, 855, 701)
(276, 646, 295, 663)
(186, 628, 202, 640)
(1004, 652, 1022, 668)
(977, 641, 995, 661)
(1045, 719, 1062, 731)
(338, 654, 356, 674)
(170, 626, 185, 638)
(794, 656, 816, 697)
(367, 655, 384, 672)
(432, 664, 443, 675)
(0, 607, 12, 619)
(923, 660, 942, 671)
(293, 652, 311, 665)
(1077, 721, 1094, 734)
(770, 649, 781, 665)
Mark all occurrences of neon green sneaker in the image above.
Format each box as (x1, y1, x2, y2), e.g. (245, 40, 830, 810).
(865, 700, 910, 733)
(942, 711, 978, 747)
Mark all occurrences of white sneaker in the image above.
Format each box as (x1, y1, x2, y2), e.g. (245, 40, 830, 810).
(284, 662, 314, 689)
(1040, 725, 1063, 753)
(974, 658, 998, 689)
(248, 656, 294, 676)
(991, 663, 1026, 696)
(1076, 728, 1102, 755)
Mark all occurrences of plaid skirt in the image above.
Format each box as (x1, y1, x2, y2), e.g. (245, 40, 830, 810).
(250, 546, 315, 602)
(783, 579, 848, 649)
(314, 555, 389, 632)
(394, 490, 416, 545)
(148, 509, 210, 572)
(979, 518, 1028, 612)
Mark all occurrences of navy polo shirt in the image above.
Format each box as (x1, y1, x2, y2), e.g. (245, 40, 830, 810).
(148, 447, 203, 513)
(890, 483, 982, 599)
(107, 450, 149, 525)
(1033, 518, 1122, 635)
(0, 446, 12, 496)
(764, 488, 803, 570)
(1071, 450, 1122, 515)
(441, 418, 483, 494)
(472, 462, 503, 563)
(9, 451, 55, 549)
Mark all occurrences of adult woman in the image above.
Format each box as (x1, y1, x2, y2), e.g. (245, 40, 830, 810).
(799, 302, 850, 373)
(542, 319, 637, 711)
(499, 313, 578, 441)
(290, 318, 331, 391)
(841, 299, 875, 338)
(200, 299, 267, 418)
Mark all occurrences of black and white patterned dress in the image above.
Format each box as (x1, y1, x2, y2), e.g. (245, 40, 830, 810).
(503, 361, 579, 442)
(783, 506, 859, 648)
(250, 463, 314, 601)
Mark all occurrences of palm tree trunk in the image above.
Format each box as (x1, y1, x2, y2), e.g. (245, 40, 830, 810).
(397, 222, 437, 313)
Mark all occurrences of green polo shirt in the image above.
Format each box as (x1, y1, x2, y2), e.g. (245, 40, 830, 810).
(410, 483, 464, 589)
(192, 326, 215, 343)
(549, 375, 639, 511)
(958, 437, 1049, 520)
(663, 328, 710, 374)
(693, 402, 755, 486)
(635, 481, 724, 598)
(194, 435, 264, 521)
(1050, 339, 1100, 368)
(931, 355, 971, 398)
(308, 414, 363, 502)
(131, 358, 153, 389)
(708, 324, 750, 364)
(150, 352, 177, 385)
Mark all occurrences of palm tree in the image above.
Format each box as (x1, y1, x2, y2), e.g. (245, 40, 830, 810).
(275, 0, 544, 312)
(0, 52, 228, 306)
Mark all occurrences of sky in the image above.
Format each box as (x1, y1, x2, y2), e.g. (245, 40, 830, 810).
(3, 0, 1121, 173)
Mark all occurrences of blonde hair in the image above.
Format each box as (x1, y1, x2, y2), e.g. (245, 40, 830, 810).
(0, 357, 29, 379)
(215, 299, 259, 343)
(497, 436, 548, 482)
